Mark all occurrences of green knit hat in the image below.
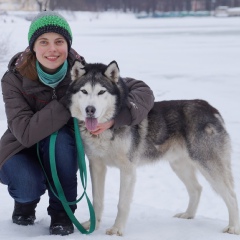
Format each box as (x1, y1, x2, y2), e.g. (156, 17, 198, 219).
(28, 11, 72, 52)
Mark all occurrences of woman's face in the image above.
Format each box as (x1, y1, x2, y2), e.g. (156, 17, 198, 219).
(33, 32, 68, 73)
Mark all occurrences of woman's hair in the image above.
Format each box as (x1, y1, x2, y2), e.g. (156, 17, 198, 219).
(16, 51, 38, 81)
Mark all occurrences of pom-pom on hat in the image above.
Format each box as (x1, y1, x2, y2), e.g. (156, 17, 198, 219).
(28, 11, 72, 52)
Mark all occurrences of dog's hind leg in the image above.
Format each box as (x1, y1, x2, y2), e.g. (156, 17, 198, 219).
(169, 158, 202, 219)
(197, 160, 240, 235)
(106, 166, 136, 236)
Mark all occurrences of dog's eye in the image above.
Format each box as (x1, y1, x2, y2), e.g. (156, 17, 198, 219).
(81, 90, 88, 94)
(98, 90, 106, 95)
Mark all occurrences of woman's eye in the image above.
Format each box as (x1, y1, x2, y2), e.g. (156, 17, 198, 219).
(98, 90, 106, 95)
(81, 90, 88, 94)
(56, 40, 64, 45)
(40, 41, 47, 45)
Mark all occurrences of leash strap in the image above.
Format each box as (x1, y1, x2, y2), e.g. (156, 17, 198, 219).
(37, 118, 95, 234)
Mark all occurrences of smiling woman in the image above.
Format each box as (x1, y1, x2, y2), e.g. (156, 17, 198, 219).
(0, 10, 154, 238)
(34, 33, 68, 74)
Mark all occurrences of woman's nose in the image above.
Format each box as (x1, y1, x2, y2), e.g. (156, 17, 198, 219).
(48, 43, 57, 51)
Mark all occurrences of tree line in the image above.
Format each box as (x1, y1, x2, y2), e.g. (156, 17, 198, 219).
(47, 0, 240, 12)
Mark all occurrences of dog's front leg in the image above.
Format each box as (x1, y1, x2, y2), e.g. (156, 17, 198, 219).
(106, 167, 136, 236)
(82, 160, 107, 230)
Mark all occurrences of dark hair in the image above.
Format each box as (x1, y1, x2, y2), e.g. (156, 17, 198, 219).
(16, 51, 38, 81)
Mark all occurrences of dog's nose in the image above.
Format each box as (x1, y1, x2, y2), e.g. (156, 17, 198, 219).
(86, 106, 96, 117)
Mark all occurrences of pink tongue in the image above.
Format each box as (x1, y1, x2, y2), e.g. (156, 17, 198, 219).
(85, 118, 98, 131)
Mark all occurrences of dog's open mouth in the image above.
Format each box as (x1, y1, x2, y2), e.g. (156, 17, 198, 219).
(85, 117, 98, 131)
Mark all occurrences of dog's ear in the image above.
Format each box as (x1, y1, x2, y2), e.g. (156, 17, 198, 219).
(104, 61, 120, 83)
(71, 60, 86, 81)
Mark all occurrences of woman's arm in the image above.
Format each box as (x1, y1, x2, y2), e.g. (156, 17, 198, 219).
(1, 73, 71, 148)
(113, 77, 154, 128)
(90, 77, 154, 135)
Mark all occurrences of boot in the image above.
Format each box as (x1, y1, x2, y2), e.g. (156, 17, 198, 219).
(49, 212, 74, 236)
(12, 199, 38, 226)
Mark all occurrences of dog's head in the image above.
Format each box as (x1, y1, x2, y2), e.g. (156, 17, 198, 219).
(69, 61, 121, 131)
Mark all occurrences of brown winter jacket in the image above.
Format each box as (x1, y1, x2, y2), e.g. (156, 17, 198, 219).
(0, 48, 154, 168)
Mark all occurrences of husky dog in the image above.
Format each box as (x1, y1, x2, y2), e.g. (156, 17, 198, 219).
(68, 60, 240, 236)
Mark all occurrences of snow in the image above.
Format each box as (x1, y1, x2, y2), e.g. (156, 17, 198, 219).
(0, 11, 240, 240)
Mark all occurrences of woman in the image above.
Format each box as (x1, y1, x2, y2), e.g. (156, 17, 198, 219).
(0, 11, 154, 236)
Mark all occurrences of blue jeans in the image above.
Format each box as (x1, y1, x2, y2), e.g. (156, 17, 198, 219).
(0, 125, 78, 215)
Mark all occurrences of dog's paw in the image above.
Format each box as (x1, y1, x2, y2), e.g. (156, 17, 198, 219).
(174, 212, 194, 219)
(81, 220, 91, 230)
(81, 220, 100, 230)
(223, 225, 240, 235)
(106, 226, 123, 236)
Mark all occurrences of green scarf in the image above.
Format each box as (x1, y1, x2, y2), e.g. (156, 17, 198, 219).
(36, 60, 68, 88)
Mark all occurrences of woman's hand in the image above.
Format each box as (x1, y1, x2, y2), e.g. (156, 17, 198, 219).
(90, 119, 114, 135)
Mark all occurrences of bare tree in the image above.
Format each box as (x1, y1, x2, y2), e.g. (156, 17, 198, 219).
(35, 0, 50, 11)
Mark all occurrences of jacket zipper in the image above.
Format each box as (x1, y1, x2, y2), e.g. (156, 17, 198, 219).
(52, 88, 57, 99)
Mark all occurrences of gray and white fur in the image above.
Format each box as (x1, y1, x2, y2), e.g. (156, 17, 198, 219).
(67, 60, 240, 236)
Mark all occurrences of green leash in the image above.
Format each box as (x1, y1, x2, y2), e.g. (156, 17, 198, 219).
(37, 117, 95, 234)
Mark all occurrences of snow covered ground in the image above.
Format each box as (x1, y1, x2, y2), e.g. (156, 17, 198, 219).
(0, 11, 240, 240)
